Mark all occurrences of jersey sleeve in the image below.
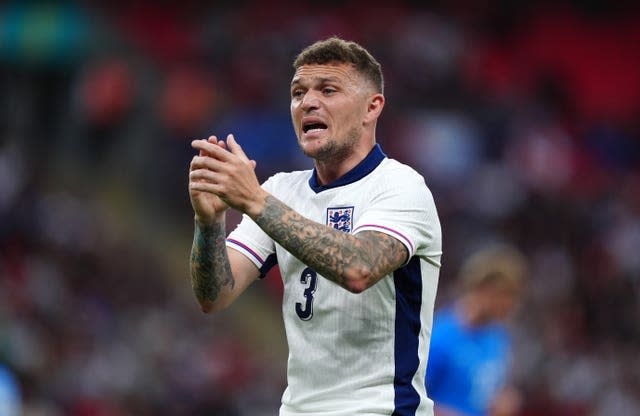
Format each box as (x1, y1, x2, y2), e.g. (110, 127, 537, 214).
(352, 168, 442, 266)
(226, 176, 278, 277)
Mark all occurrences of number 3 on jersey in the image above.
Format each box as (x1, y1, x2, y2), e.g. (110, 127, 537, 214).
(295, 267, 317, 321)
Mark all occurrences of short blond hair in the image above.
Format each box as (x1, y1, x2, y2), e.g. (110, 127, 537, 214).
(458, 245, 527, 293)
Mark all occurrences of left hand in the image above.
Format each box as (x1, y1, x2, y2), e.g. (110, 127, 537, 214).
(190, 134, 264, 215)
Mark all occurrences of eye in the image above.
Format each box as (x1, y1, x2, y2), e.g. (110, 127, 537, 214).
(292, 89, 305, 98)
(322, 87, 336, 95)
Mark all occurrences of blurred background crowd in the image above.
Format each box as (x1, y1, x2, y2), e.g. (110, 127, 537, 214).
(1, 0, 639, 415)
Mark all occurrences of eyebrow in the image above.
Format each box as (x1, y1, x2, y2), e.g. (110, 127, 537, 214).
(291, 76, 342, 88)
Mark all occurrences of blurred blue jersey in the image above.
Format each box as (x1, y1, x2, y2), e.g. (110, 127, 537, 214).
(0, 364, 21, 416)
(426, 307, 511, 416)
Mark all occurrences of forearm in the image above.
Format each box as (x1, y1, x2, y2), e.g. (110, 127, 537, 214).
(190, 219, 235, 312)
(251, 195, 406, 292)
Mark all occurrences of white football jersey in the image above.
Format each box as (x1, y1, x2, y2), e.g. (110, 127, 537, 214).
(227, 145, 442, 416)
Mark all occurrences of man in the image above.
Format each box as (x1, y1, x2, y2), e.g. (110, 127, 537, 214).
(426, 245, 527, 416)
(188, 37, 442, 415)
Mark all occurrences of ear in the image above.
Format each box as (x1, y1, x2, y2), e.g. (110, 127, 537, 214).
(364, 93, 385, 125)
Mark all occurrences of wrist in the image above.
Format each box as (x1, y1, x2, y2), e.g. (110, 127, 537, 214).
(244, 188, 269, 219)
(194, 212, 225, 227)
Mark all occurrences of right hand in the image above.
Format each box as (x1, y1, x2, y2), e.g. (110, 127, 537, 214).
(188, 135, 230, 224)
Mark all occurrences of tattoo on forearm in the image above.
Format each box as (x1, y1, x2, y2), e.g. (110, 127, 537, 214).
(254, 195, 407, 287)
(190, 221, 235, 303)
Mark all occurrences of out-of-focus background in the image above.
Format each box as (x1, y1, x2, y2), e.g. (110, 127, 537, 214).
(1, 1, 639, 415)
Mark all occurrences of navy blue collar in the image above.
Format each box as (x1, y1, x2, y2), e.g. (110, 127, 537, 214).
(308, 144, 387, 193)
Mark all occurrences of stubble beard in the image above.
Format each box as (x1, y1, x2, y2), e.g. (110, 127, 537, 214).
(299, 126, 361, 164)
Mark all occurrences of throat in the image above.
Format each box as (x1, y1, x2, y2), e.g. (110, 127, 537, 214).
(314, 161, 345, 185)
(313, 151, 362, 185)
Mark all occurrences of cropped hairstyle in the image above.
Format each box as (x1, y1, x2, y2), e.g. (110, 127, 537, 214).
(293, 37, 384, 94)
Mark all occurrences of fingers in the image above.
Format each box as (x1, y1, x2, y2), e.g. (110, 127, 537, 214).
(190, 155, 226, 173)
(189, 178, 223, 194)
(223, 135, 257, 170)
(209, 136, 227, 149)
(192, 137, 230, 160)
(188, 166, 226, 199)
(225, 134, 251, 163)
(189, 167, 218, 182)
(197, 136, 226, 156)
(192, 134, 256, 169)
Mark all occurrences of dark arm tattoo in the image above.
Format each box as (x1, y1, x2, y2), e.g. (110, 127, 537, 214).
(190, 220, 235, 306)
(253, 195, 408, 290)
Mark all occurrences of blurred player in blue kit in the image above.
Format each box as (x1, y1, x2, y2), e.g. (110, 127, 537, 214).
(0, 363, 21, 416)
(426, 245, 527, 416)
(188, 37, 442, 415)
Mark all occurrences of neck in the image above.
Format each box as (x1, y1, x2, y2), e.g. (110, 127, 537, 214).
(314, 142, 375, 185)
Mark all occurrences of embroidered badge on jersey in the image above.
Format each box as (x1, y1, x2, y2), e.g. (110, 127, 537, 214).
(327, 206, 354, 233)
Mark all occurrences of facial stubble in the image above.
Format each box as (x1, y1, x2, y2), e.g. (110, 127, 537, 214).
(298, 125, 361, 164)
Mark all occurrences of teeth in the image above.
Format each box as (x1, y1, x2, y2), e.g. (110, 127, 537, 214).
(303, 122, 326, 133)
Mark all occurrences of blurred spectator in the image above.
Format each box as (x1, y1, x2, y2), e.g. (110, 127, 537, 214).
(159, 65, 218, 135)
(0, 362, 21, 416)
(427, 244, 527, 416)
(80, 59, 134, 128)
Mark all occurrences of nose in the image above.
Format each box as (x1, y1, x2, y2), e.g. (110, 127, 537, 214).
(300, 90, 320, 112)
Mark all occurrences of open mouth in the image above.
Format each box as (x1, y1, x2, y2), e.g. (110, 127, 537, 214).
(303, 122, 328, 133)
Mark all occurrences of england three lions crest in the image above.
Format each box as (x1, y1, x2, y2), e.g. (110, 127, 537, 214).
(327, 206, 354, 233)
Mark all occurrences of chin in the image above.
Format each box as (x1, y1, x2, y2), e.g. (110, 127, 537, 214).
(299, 139, 328, 158)
(300, 146, 324, 160)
